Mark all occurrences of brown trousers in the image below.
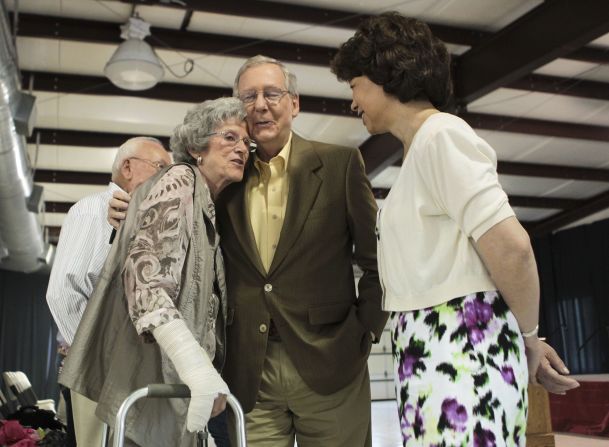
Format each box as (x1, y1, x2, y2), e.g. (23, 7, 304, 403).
(229, 340, 372, 447)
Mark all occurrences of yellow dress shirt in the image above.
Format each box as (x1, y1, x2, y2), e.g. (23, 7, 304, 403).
(247, 133, 292, 271)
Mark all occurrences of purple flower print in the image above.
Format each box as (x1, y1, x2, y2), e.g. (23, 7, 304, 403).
(500, 365, 516, 386)
(473, 422, 496, 447)
(400, 403, 414, 431)
(398, 313, 407, 327)
(399, 401, 425, 440)
(399, 354, 417, 380)
(397, 338, 428, 381)
(461, 297, 494, 344)
(439, 398, 468, 432)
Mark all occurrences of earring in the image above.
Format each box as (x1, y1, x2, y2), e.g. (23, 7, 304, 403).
(196, 156, 202, 165)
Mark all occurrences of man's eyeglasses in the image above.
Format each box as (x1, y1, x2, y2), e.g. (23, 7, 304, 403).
(205, 130, 257, 152)
(238, 88, 289, 106)
(128, 157, 167, 171)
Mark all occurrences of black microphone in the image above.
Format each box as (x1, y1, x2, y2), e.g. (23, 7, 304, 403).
(109, 228, 117, 244)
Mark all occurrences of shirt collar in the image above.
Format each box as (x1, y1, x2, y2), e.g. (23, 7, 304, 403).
(254, 132, 292, 176)
(108, 181, 123, 193)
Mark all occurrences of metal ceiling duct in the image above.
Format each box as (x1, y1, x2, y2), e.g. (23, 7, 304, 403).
(0, 2, 52, 273)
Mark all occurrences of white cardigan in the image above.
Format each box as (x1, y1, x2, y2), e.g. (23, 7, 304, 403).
(377, 113, 514, 311)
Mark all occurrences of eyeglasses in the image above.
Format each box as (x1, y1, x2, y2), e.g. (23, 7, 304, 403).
(238, 88, 289, 106)
(205, 130, 257, 152)
(128, 157, 167, 170)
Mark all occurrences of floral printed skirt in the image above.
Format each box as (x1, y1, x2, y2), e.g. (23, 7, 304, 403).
(390, 291, 528, 447)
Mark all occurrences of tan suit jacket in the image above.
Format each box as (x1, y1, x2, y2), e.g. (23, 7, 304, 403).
(217, 133, 388, 412)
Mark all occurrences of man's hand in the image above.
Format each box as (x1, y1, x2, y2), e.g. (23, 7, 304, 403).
(108, 190, 131, 229)
(536, 340, 580, 394)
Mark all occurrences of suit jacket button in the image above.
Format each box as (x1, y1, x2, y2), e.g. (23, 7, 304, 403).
(264, 284, 273, 292)
(259, 323, 268, 333)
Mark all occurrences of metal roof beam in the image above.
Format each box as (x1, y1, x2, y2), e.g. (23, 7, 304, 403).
(372, 188, 582, 210)
(45, 201, 73, 213)
(30, 128, 609, 184)
(28, 127, 169, 147)
(361, 113, 609, 176)
(454, 0, 609, 104)
(23, 70, 353, 117)
(497, 161, 609, 182)
(113, 0, 486, 45)
(35, 169, 111, 185)
(528, 188, 609, 236)
(460, 112, 609, 142)
(17, 13, 335, 67)
(27, 70, 609, 123)
(507, 74, 609, 102)
(389, 159, 609, 182)
(17, 11, 608, 74)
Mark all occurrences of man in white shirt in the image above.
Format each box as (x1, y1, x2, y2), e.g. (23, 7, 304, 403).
(46, 136, 171, 447)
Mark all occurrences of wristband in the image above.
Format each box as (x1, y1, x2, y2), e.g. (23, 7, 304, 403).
(521, 324, 539, 339)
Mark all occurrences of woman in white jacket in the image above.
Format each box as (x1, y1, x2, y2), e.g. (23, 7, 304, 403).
(331, 12, 540, 446)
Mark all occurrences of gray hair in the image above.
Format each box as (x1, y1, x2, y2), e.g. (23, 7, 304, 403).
(232, 55, 298, 97)
(170, 97, 247, 164)
(111, 136, 165, 178)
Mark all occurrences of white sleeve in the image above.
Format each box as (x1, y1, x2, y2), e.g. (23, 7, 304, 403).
(416, 124, 515, 241)
(46, 204, 110, 345)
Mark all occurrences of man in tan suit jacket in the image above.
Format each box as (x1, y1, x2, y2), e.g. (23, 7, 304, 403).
(216, 55, 388, 446)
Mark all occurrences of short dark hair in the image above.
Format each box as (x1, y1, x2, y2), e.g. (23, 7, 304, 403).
(330, 12, 452, 109)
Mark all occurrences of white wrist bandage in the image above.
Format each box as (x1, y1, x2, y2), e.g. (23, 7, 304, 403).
(153, 319, 229, 432)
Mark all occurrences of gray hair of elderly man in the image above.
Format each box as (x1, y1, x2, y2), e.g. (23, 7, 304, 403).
(232, 54, 298, 97)
(110, 136, 166, 182)
(170, 97, 247, 165)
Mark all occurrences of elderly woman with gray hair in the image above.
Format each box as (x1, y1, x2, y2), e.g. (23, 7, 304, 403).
(60, 97, 251, 447)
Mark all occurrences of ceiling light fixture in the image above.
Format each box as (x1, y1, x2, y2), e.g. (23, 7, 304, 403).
(104, 15, 164, 91)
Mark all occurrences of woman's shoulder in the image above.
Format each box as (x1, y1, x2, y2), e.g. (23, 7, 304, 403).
(417, 112, 473, 141)
(139, 164, 196, 206)
(163, 163, 196, 184)
(413, 113, 485, 160)
(156, 164, 197, 192)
